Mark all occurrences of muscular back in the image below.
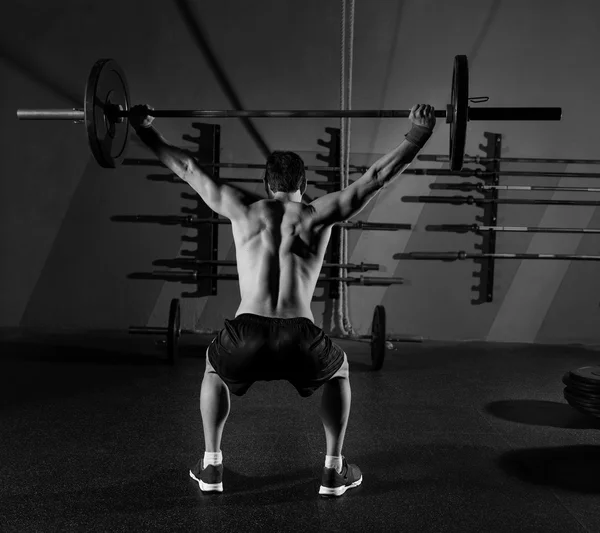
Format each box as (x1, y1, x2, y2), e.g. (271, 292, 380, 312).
(232, 199, 332, 320)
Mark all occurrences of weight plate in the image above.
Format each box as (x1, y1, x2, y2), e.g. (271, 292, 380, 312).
(564, 390, 600, 418)
(449, 55, 468, 171)
(562, 374, 600, 396)
(370, 305, 386, 371)
(568, 366, 600, 387)
(564, 388, 600, 407)
(564, 385, 600, 403)
(167, 298, 181, 365)
(85, 58, 130, 168)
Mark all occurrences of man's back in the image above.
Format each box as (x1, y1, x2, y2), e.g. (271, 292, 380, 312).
(233, 199, 332, 320)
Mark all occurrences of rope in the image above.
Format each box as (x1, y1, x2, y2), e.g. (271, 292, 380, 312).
(336, 0, 356, 336)
(342, 0, 355, 335)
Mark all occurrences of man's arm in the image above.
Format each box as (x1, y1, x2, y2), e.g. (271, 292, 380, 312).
(310, 104, 435, 226)
(132, 106, 261, 219)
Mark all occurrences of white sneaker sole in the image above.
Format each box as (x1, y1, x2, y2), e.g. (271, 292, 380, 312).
(319, 475, 363, 497)
(189, 469, 223, 492)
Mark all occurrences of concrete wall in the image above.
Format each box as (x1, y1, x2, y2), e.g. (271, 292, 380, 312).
(2, 0, 599, 343)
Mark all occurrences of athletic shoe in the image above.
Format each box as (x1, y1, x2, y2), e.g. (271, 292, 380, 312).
(189, 459, 223, 493)
(318, 457, 362, 497)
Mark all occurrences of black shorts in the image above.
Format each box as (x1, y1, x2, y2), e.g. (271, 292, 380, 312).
(207, 314, 345, 397)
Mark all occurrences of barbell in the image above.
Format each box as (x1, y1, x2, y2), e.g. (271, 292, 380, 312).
(129, 299, 420, 370)
(427, 224, 600, 235)
(113, 214, 410, 231)
(404, 195, 600, 207)
(397, 252, 600, 261)
(129, 298, 183, 364)
(153, 258, 381, 272)
(146, 271, 406, 286)
(16, 56, 562, 171)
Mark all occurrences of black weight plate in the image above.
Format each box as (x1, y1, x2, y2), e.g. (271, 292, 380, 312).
(564, 390, 600, 415)
(564, 398, 600, 418)
(564, 391, 596, 411)
(371, 305, 386, 371)
(564, 387, 600, 404)
(167, 298, 181, 365)
(562, 373, 600, 395)
(568, 366, 600, 387)
(449, 55, 468, 171)
(85, 58, 130, 168)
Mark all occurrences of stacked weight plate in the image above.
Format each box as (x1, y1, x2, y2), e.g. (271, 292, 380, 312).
(563, 366, 600, 418)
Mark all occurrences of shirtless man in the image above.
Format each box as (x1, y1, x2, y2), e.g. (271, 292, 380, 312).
(131, 104, 436, 497)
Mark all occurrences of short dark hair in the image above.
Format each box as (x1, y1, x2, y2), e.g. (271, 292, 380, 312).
(265, 151, 306, 193)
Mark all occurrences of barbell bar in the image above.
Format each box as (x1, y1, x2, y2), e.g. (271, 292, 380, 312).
(125, 159, 370, 174)
(419, 154, 600, 166)
(403, 195, 600, 207)
(139, 163, 600, 183)
(16, 56, 562, 171)
(130, 160, 600, 179)
(130, 299, 417, 370)
(404, 169, 600, 179)
(432, 183, 600, 193)
(16, 107, 561, 121)
(153, 258, 381, 272)
(112, 214, 410, 231)
(147, 271, 405, 286)
(397, 252, 600, 261)
(427, 224, 600, 235)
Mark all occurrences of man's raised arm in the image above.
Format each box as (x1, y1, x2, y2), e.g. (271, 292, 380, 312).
(131, 105, 261, 220)
(310, 104, 436, 226)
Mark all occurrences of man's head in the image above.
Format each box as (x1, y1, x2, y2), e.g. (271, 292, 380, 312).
(264, 151, 306, 198)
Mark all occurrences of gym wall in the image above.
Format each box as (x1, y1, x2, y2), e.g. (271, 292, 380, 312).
(1, 0, 599, 344)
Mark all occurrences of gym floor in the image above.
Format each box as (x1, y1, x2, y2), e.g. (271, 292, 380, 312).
(1, 330, 599, 533)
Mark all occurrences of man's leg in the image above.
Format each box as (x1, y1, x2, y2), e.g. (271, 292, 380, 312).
(319, 352, 351, 457)
(318, 351, 362, 496)
(201, 348, 231, 453)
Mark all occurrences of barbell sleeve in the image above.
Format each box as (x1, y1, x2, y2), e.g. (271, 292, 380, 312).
(17, 109, 85, 120)
(468, 107, 562, 121)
